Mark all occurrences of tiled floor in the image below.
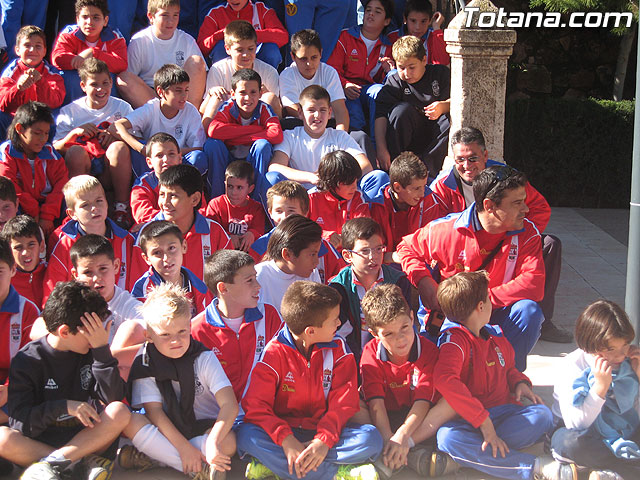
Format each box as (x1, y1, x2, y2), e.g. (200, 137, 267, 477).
(8, 207, 630, 480)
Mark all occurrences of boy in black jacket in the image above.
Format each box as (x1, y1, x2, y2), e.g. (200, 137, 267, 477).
(0, 281, 131, 480)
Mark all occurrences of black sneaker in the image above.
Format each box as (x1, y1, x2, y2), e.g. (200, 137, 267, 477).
(540, 320, 573, 343)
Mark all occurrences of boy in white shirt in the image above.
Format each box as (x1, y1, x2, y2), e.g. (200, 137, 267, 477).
(53, 58, 133, 228)
(116, 0, 207, 109)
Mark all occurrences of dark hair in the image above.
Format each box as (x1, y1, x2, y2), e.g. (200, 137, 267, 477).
(224, 19, 257, 45)
(473, 166, 527, 212)
(363, 0, 394, 20)
(138, 220, 183, 254)
(266, 180, 309, 214)
(341, 217, 383, 251)
(317, 150, 362, 193)
(159, 164, 203, 197)
(147, 132, 180, 157)
(16, 25, 46, 46)
(281, 280, 340, 335)
(75, 0, 109, 17)
(575, 300, 635, 353)
(154, 64, 190, 91)
(299, 84, 331, 105)
(451, 127, 486, 150)
(389, 151, 428, 188)
(0, 176, 17, 204)
(267, 214, 322, 261)
(8, 102, 53, 152)
(225, 160, 254, 185)
(43, 281, 110, 334)
(231, 68, 262, 92)
(70, 234, 115, 268)
(362, 284, 411, 332)
(1, 215, 42, 244)
(204, 249, 255, 294)
(78, 58, 110, 83)
(437, 271, 489, 324)
(0, 237, 14, 269)
(404, 0, 432, 18)
(290, 29, 322, 54)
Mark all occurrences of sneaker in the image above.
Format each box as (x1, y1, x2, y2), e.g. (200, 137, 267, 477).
(373, 457, 402, 479)
(539, 320, 573, 343)
(406, 447, 431, 476)
(117, 445, 159, 472)
(335, 463, 379, 480)
(533, 456, 578, 480)
(588, 471, 624, 480)
(429, 450, 460, 477)
(20, 461, 62, 480)
(189, 462, 212, 480)
(81, 455, 113, 480)
(245, 458, 278, 479)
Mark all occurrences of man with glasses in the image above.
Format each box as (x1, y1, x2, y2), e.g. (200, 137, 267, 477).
(397, 165, 545, 371)
(431, 127, 569, 343)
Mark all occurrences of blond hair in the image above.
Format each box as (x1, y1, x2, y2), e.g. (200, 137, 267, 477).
(63, 175, 104, 210)
(437, 271, 489, 324)
(141, 282, 192, 329)
(392, 35, 426, 63)
(361, 284, 411, 333)
(224, 20, 257, 47)
(147, 0, 179, 16)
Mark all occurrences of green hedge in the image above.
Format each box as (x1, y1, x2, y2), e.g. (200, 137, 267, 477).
(504, 98, 635, 208)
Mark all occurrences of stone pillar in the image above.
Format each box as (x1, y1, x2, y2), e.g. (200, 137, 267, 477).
(443, 0, 516, 168)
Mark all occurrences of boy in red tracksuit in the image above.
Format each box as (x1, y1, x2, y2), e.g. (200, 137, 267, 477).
(434, 271, 556, 480)
(197, 0, 288, 68)
(237, 281, 383, 480)
(51, 0, 127, 103)
(327, 0, 394, 133)
(205, 67, 283, 203)
(369, 152, 447, 258)
(206, 160, 265, 252)
(191, 249, 282, 401)
(308, 150, 370, 251)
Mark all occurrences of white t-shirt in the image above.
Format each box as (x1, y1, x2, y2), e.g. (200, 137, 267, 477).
(461, 180, 474, 208)
(360, 33, 377, 57)
(126, 98, 205, 149)
(107, 285, 143, 343)
(205, 57, 279, 97)
(131, 350, 231, 420)
(279, 62, 345, 107)
(127, 26, 206, 87)
(274, 126, 364, 188)
(54, 96, 133, 142)
(255, 260, 322, 312)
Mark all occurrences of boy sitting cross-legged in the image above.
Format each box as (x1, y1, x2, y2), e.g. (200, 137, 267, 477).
(329, 217, 411, 360)
(237, 280, 383, 480)
(191, 249, 282, 401)
(434, 271, 559, 480)
(121, 282, 238, 479)
(0, 281, 130, 480)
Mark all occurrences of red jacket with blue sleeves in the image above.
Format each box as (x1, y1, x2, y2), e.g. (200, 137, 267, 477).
(0, 60, 65, 115)
(208, 99, 283, 147)
(191, 299, 283, 400)
(387, 26, 449, 65)
(309, 190, 370, 245)
(396, 204, 545, 308)
(434, 320, 531, 428)
(327, 26, 392, 87)
(197, 1, 288, 57)
(205, 194, 266, 241)
(0, 286, 39, 384)
(360, 333, 439, 412)
(0, 141, 68, 222)
(242, 326, 359, 448)
(369, 183, 448, 251)
(51, 24, 128, 73)
(431, 161, 552, 233)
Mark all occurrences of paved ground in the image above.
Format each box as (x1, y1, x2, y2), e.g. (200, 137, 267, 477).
(7, 207, 630, 480)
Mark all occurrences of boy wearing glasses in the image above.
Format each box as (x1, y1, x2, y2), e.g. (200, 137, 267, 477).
(330, 217, 411, 361)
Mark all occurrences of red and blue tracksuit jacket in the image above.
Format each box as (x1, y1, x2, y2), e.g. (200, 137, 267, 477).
(191, 298, 283, 400)
(242, 326, 359, 448)
(206, 194, 266, 241)
(12, 261, 46, 309)
(308, 190, 370, 247)
(0, 59, 65, 115)
(51, 24, 128, 73)
(208, 99, 283, 146)
(396, 204, 545, 308)
(197, 1, 288, 57)
(435, 320, 532, 428)
(0, 141, 69, 222)
(387, 26, 449, 65)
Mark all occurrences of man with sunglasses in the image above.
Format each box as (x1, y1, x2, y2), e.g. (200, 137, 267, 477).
(397, 164, 545, 372)
(431, 127, 569, 343)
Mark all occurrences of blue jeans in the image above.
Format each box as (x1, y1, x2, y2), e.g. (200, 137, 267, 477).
(345, 83, 383, 136)
(237, 422, 383, 480)
(107, 0, 147, 41)
(1, 0, 48, 54)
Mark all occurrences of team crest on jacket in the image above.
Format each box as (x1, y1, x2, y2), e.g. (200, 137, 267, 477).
(322, 368, 333, 391)
(10, 322, 20, 342)
(80, 365, 92, 390)
(494, 346, 505, 367)
(175, 51, 185, 65)
(255, 335, 265, 356)
(411, 367, 419, 390)
(432, 80, 440, 97)
(203, 245, 211, 257)
(508, 242, 518, 261)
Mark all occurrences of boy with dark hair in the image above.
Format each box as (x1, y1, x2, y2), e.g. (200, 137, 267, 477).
(0, 281, 130, 480)
(375, 35, 450, 172)
(51, 0, 127, 103)
(1, 214, 46, 307)
(237, 280, 383, 480)
(197, 0, 287, 68)
(191, 249, 282, 401)
(206, 160, 266, 252)
(369, 151, 447, 257)
(131, 220, 211, 315)
(205, 67, 283, 202)
(0, 175, 18, 229)
(330, 217, 411, 359)
(434, 271, 557, 480)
